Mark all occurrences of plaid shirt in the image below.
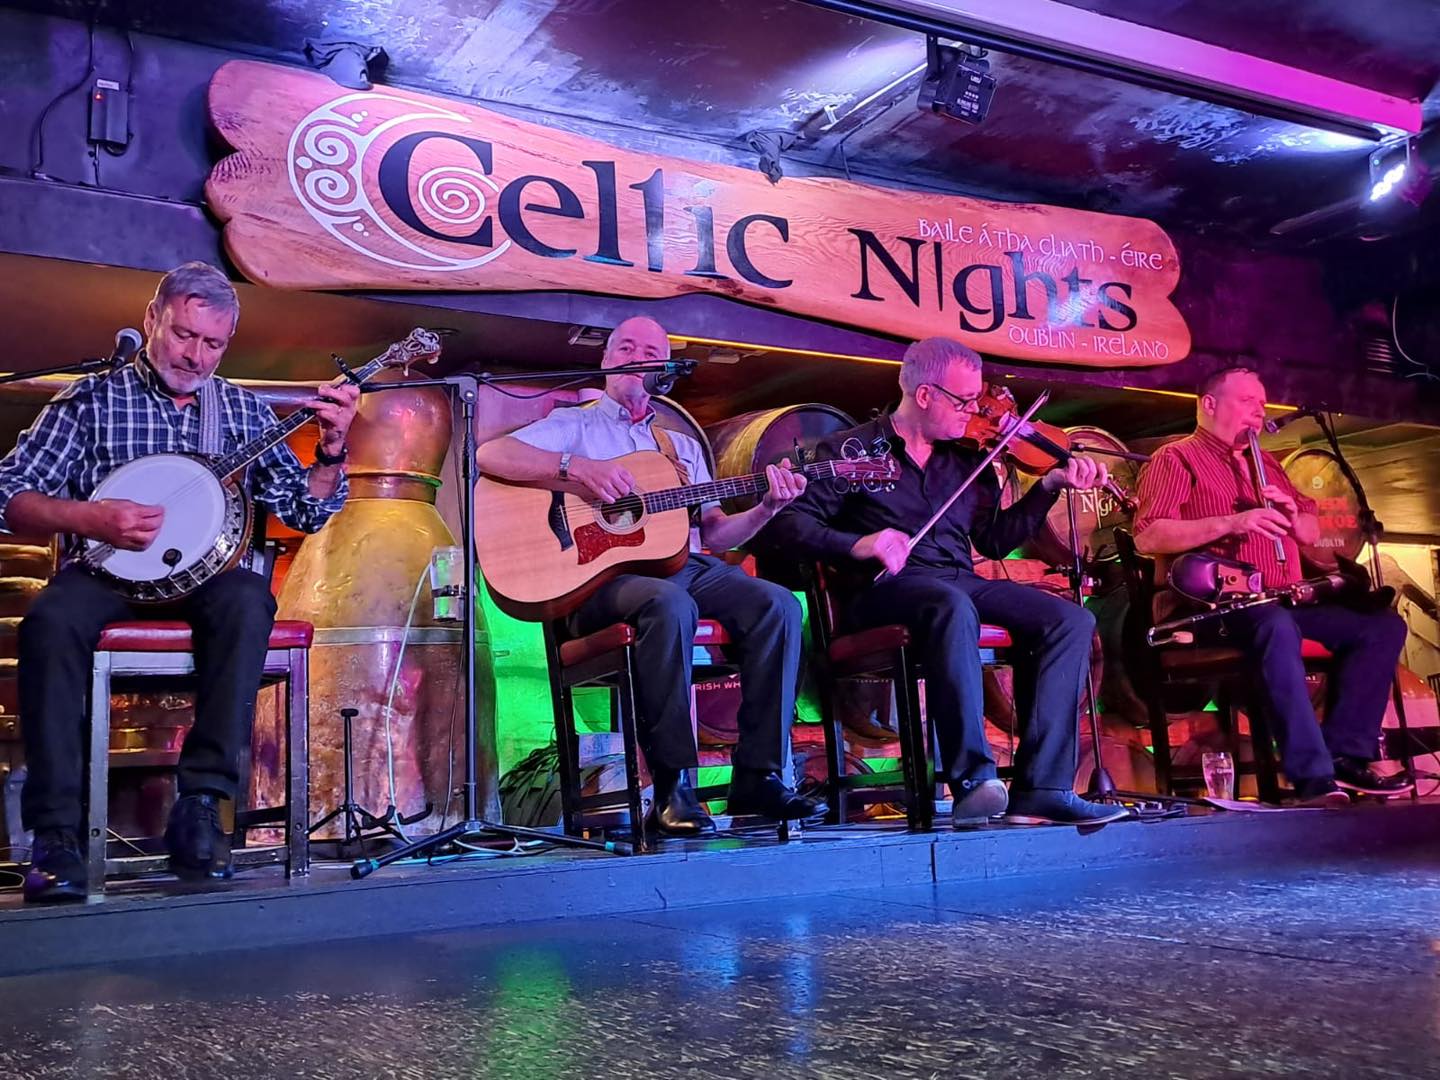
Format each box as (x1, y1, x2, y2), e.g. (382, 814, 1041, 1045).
(0, 358, 347, 560)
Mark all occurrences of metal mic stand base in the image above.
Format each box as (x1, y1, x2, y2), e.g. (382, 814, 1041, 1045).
(350, 818, 632, 878)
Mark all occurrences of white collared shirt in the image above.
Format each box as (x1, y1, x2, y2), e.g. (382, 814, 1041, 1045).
(510, 393, 716, 553)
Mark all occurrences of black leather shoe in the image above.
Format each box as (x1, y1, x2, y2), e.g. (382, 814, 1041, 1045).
(646, 771, 715, 838)
(23, 828, 87, 904)
(726, 770, 828, 821)
(165, 793, 234, 880)
(1292, 777, 1351, 808)
(1333, 757, 1415, 797)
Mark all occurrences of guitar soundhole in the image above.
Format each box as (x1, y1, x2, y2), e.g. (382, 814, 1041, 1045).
(597, 494, 644, 531)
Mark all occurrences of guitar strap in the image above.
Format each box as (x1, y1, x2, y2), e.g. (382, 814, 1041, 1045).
(650, 424, 691, 485)
(197, 376, 225, 456)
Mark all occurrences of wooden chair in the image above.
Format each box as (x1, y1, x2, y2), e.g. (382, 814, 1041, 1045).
(805, 563, 1013, 830)
(544, 616, 783, 853)
(1112, 529, 1331, 801)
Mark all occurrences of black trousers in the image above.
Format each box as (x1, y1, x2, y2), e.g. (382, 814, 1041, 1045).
(1202, 603, 1407, 784)
(848, 567, 1093, 792)
(18, 566, 278, 832)
(569, 554, 803, 774)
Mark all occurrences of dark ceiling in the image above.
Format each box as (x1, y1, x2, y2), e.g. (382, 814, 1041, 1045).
(9, 0, 1440, 243)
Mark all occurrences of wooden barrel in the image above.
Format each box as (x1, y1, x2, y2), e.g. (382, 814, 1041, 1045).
(1282, 447, 1363, 571)
(1020, 426, 1140, 568)
(704, 404, 856, 510)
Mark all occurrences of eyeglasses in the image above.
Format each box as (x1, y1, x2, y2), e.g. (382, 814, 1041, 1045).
(925, 383, 981, 411)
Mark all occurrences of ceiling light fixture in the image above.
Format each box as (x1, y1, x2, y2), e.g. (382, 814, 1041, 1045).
(916, 35, 997, 124)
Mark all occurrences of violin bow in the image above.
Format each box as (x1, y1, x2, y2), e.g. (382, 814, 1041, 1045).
(875, 389, 1051, 582)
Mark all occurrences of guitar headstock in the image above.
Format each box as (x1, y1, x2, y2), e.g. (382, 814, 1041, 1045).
(834, 437, 900, 492)
(377, 327, 443, 375)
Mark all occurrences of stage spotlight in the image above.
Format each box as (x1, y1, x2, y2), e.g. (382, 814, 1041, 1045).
(1367, 138, 1433, 206)
(916, 35, 997, 125)
(1369, 141, 1409, 201)
(304, 41, 389, 90)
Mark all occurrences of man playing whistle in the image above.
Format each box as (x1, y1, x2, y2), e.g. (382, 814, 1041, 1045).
(1134, 366, 1412, 805)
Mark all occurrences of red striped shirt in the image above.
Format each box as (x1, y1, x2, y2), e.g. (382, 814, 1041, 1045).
(1134, 427, 1317, 589)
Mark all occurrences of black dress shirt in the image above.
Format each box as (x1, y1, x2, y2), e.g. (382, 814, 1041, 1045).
(768, 415, 1060, 573)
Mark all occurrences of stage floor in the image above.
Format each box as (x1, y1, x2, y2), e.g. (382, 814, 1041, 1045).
(0, 802, 1436, 1078)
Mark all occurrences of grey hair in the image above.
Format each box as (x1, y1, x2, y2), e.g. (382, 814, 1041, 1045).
(151, 262, 240, 331)
(604, 317, 671, 359)
(898, 336, 981, 395)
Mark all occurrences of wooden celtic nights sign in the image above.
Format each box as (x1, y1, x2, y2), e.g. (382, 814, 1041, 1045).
(207, 60, 1190, 366)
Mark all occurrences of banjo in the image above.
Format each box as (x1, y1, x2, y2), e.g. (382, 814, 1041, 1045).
(81, 328, 441, 603)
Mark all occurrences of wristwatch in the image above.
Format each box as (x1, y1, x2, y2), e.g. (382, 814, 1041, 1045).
(314, 442, 348, 466)
(558, 451, 573, 480)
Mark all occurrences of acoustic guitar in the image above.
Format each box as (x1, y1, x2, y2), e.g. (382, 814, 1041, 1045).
(475, 445, 897, 620)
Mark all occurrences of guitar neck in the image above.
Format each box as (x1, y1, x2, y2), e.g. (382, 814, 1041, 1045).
(209, 357, 384, 479)
(641, 459, 842, 513)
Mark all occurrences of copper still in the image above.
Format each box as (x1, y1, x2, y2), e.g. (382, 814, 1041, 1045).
(258, 371, 500, 835)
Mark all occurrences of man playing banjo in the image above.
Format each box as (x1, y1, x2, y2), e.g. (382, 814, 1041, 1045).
(0, 262, 360, 902)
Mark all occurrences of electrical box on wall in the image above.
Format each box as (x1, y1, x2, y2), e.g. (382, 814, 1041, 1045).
(88, 78, 129, 150)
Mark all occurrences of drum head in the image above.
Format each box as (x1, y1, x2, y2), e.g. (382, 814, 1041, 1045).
(89, 456, 228, 581)
(1020, 427, 1139, 567)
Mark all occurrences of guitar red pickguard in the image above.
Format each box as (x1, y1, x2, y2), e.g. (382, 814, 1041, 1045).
(574, 523, 646, 565)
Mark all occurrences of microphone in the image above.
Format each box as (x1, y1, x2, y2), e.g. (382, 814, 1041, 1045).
(640, 361, 695, 397)
(109, 328, 143, 368)
(1262, 409, 1317, 434)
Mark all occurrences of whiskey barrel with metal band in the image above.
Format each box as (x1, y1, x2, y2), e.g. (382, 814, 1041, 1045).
(705, 404, 857, 511)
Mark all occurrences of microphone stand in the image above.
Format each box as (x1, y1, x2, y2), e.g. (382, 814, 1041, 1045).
(351, 370, 642, 878)
(1308, 411, 1422, 798)
(0, 355, 126, 384)
(1052, 443, 1191, 811)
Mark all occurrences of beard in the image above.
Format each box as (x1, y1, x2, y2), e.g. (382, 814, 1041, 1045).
(148, 358, 208, 397)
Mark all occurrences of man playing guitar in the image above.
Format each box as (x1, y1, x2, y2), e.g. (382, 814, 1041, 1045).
(475, 316, 823, 837)
(0, 262, 360, 901)
(769, 337, 1128, 828)
(1134, 366, 1412, 804)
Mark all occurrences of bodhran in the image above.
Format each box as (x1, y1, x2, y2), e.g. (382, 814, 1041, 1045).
(1020, 426, 1140, 568)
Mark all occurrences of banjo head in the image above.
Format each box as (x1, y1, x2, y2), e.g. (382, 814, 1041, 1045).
(88, 455, 234, 584)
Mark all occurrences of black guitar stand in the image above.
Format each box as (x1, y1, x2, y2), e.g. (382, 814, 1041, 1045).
(308, 707, 432, 856)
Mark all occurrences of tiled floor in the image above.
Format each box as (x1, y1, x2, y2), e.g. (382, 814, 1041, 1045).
(1, 849, 1436, 1079)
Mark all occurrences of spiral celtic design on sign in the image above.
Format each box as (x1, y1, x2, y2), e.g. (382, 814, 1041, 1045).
(286, 92, 510, 273)
(415, 166, 489, 228)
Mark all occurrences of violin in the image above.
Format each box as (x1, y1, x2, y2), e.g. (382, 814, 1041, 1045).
(957, 384, 1139, 510)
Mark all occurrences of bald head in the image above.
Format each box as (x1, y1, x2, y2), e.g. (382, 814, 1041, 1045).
(603, 317, 670, 369)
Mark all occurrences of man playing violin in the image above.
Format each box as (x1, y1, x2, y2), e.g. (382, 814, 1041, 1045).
(769, 337, 1128, 827)
(476, 316, 824, 838)
(1134, 366, 1412, 805)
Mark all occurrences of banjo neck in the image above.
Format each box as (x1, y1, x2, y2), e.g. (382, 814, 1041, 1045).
(207, 353, 390, 481)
